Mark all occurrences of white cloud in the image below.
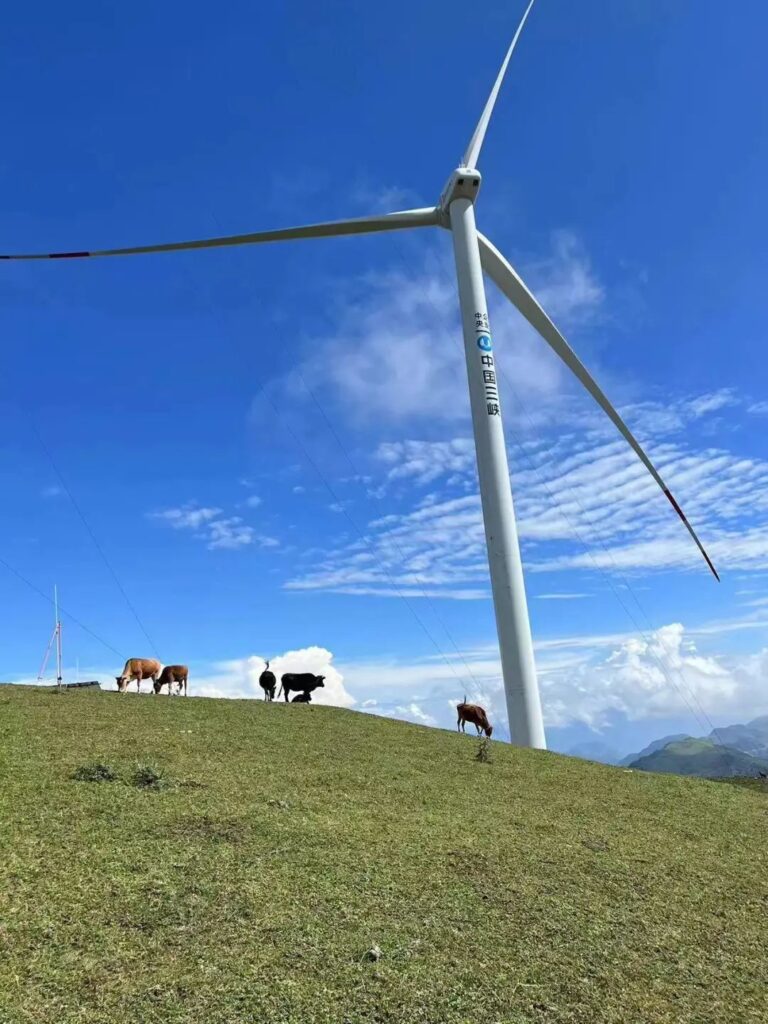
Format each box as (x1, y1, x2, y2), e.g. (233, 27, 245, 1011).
(684, 388, 737, 418)
(206, 517, 256, 550)
(535, 593, 591, 600)
(285, 386, 768, 596)
(41, 485, 63, 499)
(536, 622, 768, 731)
(350, 182, 417, 213)
(151, 504, 222, 530)
(149, 502, 278, 552)
(375, 438, 476, 487)
(192, 646, 354, 707)
(243, 495, 262, 509)
(296, 234, 603, 428)
(393, 703, 437, 726)
(336, 619, 768, 735)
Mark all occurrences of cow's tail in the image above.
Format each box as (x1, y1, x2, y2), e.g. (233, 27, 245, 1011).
(276, 683, 283, 700)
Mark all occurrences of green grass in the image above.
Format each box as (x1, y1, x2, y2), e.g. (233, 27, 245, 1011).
(0, 685, 766, 1023)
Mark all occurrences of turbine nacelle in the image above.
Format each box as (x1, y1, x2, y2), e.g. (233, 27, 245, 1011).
(439, 167, 482, 214)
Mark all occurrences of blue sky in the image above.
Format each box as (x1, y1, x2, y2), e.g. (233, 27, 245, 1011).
(2, 0, 767, 758)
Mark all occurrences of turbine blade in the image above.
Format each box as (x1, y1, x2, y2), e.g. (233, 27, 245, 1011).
(0, 207, 439, 261)
(462, 0, 538, 169)
(477, 231, 720, 581)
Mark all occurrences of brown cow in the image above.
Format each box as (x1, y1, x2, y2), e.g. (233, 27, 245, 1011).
(456, 696, 493, 738)
(116, 658, 161, 694)
(154, 664, 189, 697)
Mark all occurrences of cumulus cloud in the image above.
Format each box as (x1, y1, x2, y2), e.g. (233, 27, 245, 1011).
(337, 619, 768, 735)
(192, 646, 354, 707)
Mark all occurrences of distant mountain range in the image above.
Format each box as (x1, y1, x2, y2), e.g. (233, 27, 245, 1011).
(567, 716, 768, 779)
(630, 738, 768, 778)
(620, 733, 691, 766)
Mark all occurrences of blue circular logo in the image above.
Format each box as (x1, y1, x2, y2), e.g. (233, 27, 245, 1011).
(477, 335, 492, 351)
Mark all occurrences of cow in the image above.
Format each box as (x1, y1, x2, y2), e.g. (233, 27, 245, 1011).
(259, 662, 277, 701)
(115, 658, 161, 694)
(154, 664, 188, 697)
(291, 692, 312, 703)
(456, 696, 493, 738)
(278, 672, 325, 702)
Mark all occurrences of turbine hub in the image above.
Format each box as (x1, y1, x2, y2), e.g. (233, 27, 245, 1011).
(439, 167, 482, 214)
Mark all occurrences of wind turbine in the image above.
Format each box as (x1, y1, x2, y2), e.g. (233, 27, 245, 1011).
(1, 0, 718, 748)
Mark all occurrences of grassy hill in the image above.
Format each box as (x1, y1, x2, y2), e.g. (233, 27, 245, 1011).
(630, 737, 768, 778)
(1, 685, 766, 1024)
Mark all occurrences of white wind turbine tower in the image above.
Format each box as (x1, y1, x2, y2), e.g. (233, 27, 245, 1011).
(2, 0, 718, 748)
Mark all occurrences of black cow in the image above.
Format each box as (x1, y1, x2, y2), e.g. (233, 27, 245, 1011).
(259, 662, 277, 701)
(279, 672, 325, 702)
(291, 692, 312, 703)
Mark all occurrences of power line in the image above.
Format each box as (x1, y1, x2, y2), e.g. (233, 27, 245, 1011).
(0, 553, 125, 660)
(30, 421, 162, 660)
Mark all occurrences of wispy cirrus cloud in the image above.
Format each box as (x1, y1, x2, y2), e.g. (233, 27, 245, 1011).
(285, 388, 768, 596)
(293, 232, 603, 428)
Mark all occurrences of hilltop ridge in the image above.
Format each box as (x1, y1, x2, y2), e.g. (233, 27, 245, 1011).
(0, 684, 765, 1023)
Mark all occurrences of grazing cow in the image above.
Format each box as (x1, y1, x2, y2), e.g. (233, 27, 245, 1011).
(259, 662, 277, 702)
(154, 664, 189, 697)
(115, 658, 161, 694)
(456, 696, 493, 738)
(278, 672, 325, 702)
(291, 692, 312, 703)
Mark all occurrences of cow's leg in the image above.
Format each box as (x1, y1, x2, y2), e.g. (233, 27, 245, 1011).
(284, 687, 290, 703)
(136, 675, 141, 694)
(475, 723, 482, 736)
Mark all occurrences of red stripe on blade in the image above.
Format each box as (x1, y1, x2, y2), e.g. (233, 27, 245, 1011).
(664, 488, 720, 581)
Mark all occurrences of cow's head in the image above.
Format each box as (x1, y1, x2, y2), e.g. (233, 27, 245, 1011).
(317, 676, 325, 687)
(153, 678, 163, 694)
(484, 724, 493, 738)
(115, 675, 128, 692)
